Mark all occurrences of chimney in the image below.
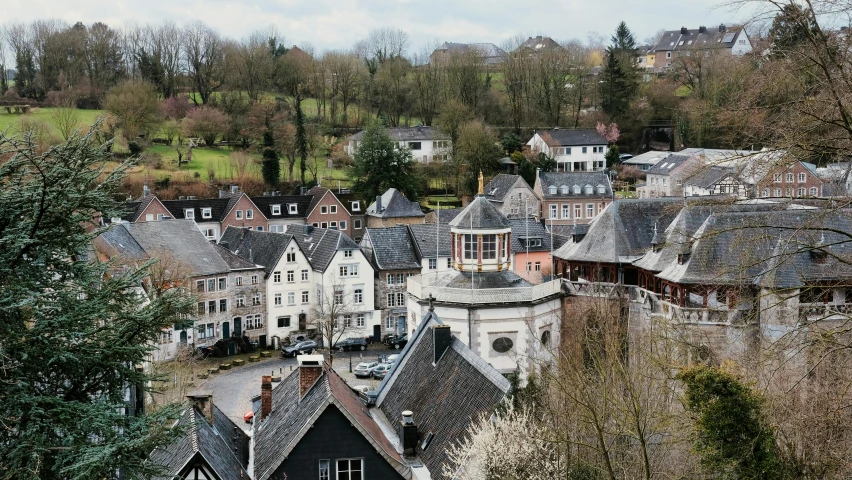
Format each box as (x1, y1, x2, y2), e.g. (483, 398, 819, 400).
(399, 411, 419, 456)
(719, 24, 726, 33)
(298, 355, 324, 398)
(219, 189, 227, 199)
(433, 324, 452, 363)
(680, 27, 688, 35)
(143, 184, 150, 197)
(376, 195, 383, 213)
(179, 196, 186, 200)
(187, 392, 214, 424)
(231, 185, 239, 194)
(260, 376, 272, 421)
(698, 26, 707, 33)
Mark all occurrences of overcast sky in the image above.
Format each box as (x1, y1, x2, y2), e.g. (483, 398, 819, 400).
(7, 0, 754, 53)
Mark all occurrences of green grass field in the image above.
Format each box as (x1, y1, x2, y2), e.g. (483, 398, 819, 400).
(0, 107, 106, 136)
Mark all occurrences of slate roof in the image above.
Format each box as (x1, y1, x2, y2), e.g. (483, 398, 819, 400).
(538, 171, 612, 197)
(123, 194, 162, 222)
(254, 365, 405, 480)
(285, 224, 359, 272)
(433, 208, 463, 224)
(351, 126, 449, 142)
(149, 407, 249, 480)
(646, 154, 694, 176)
(161, 197, 231, 221)
(484, 174, 527, 203)
(218, 228, 292, 277)
(442, 270, 533, 289)
(211, 242, 262, 271)
(554, 198, 684, 264)
(125, 220, 231, 276)
(363, 226, 421, 270)
(367, 188, 425, 219)
(516, 36, 561, 52)
(212, 404, 249, 469)
(509, 218, 564, 253)
(408, 223, 452, 259)
(655, 26, 744, 53)
(622, 151, 673, 168)
(375, 311, 510, 479)
(449, 195, 512, 230)
(251, 194, 313, 219)
(432, 42, 508, 64)
(683, 166, 734, 188)
(96, 224, 148, 260)
(532, 129, 607, 147)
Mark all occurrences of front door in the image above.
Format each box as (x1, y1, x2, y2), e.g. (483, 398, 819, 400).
(222, 321, 230, 339)
(179, 330, 187, 344)
(233, 317, 242, 337)
(299, 313, 307, 331)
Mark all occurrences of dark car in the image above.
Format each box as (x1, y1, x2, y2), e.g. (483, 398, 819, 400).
(333, 337, 367, 352)
(281, 340, 318, 358)
(386, 333, 408, 350)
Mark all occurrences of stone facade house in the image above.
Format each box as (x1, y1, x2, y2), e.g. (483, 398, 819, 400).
(483, 174, 539, 219)
(366, 188, 425, 228)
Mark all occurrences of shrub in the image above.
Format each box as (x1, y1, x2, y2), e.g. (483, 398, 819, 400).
(128, 141, 142, 156)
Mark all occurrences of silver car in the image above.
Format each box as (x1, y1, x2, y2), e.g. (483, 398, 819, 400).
(353, 361, 379, 378)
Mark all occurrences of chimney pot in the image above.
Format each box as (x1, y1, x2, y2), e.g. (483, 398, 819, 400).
(219, 190, 227, 199)
(680, 27, 688, 34)
(399, 410, 419, 456)
(719, 24, 726, 33)
(260, 376, 272, 421)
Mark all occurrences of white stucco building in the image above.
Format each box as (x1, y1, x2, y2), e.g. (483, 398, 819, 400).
(526, 129, 609, 172)
(345, 126, 451, 164)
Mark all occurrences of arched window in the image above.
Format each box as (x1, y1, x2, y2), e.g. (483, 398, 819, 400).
(548, 185, 557, 195)
(560, 185, 569, 195)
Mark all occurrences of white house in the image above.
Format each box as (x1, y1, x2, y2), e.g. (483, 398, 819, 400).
(526, 129, 609, 172)
(345, 126, 451, 164)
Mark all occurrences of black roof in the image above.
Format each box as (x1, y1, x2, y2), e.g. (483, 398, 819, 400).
(251, 194, 312, 219)
(219, 228, 292, 277)
(211, 242, 263, 270)
(285, 225, 359, 272)
(367, 188, 425, 219)
(149, 407, 249, 480)
(408, 223, 452, 259)
(161, 197, 232, 221)
(433, 208, 463, 224)
(375, 312, 510, 479)
(538, 171, 612, 198)
(449, 195, 512, 230)
(533, 128, 607, 147)
(362, 226, 421, 270)
(655, 26, 744, 52)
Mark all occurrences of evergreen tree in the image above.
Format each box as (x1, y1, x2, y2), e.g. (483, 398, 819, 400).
(0, 125, 194, 478)
(350, 121, 421, 201)
(600, 21, 640, 120)
(768, 4, 818, 58)
(261, 148, 281, 186)
(295, 102, 308, 185)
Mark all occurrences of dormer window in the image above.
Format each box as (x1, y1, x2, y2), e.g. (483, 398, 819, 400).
(288, 204, 298, 214)
(201, 208, 212, 219)
(351, 201, 360, 211)
(548, 185, 557, 195)
(560, 185, 569, 195)
(585, 185, 593, 195)
(677, 252, 691, 264)
(573, 185, 581, 194)
(597, 185, 606, 194)
(271, 204, 281, 215)
(811, 249, 828, 264)
(185, 209, 195, 220)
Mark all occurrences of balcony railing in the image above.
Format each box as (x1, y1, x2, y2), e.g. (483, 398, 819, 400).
(408, 276, 562, 305)
(798, 303, 852, 323)
(563, 280, 627, 298)
(631, 287, 747, 325)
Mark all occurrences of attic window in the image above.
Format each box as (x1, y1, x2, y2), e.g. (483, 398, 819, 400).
(677, 252, 691, 264)
(573, 185, 581, 194)
(271, 204, 281, 215)
(288, 204, 298, 214)
(811, 249, 828, 264)
(597, 185, 606, 194)
(201, 208, 212, 219)
(352, 201, 360, 211)
(548, 185, 557, 195)
(585, 185, 593, 195)
(489, 188, 498, 195)
(560, 185, 569, 195)
(185, 209, 195, 220)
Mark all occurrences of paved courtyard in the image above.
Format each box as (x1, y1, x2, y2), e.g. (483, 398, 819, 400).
(201, 347, 398, 431)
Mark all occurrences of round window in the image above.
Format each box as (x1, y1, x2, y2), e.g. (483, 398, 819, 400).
(540, 330, 551, 347)
(492, 337, 514, 353)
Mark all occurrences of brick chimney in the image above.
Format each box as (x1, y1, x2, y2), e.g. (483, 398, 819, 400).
(298, 355, 324, 398)
(399, 410, 419, 457)
(260, 376, 272, 421)
(187, 392, 213, 424)
(433, 324, 452, 363)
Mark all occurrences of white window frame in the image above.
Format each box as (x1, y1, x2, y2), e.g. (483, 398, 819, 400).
(185, 209, 195, 220)
(428, 258, 437, 270)
(236, 210, 243, 220)
(288, 204, 298, 214)
(549, 204, 558, 219)
(351, 201, 360, 211)
(330, 205, 338, 214)
(201, 208, 212, 219)
(246, 209, 253, 219)
(271, 204, 281, 215)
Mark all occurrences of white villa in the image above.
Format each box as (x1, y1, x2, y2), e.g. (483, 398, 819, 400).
(527, 129, 609, 172)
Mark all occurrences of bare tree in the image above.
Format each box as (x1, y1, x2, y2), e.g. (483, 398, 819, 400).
(183, 21, 223, 105)
(50, 98, 80, 141)
(310, 275, 367, 366)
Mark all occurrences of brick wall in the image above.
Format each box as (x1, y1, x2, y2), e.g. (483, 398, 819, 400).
(221, 195, 269, 232)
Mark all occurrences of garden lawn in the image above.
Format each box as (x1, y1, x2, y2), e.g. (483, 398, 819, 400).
(0, 107, 106, 136)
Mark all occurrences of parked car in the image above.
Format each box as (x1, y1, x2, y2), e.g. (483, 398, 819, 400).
(354, 361, 379, 378)
(386, 333, 408, 350)
(333, 337, 367, 352)
(350, 385, 370, 394)
(281, 340, 318, 358)
(619, 153, 634, 160)
(371, 363, 392, 379)
(386, 354, 400, 365)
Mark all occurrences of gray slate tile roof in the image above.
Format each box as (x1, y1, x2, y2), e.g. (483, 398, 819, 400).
(285, 225, 359, 272)
(211, 242, 263, 271)
(408, 223, 452, 259)
(351, 125, 449, 142)
(363, 226, 421, 270)
(448, 195, 512, 230)
(433, 208, 463, 224)
(218, 228, 292, 277)
(375, 312, 510, 479)
(655, 26, 744, 52)
(484, 174, 525, 202)
(442, 270, 533, 289)
(125, 220, 231, 276)
(161, 197, 231, 221)
(508, 218, 563, 253)
(97, 224, 148, 260)
(683, 166, 734, 188)
(516, 36, 561, 52)
(646, 154, 693, 176)
(533, 128, 607, 147)
(433, 42, 508, 64)
(367, 188, 425, 218)
(538, 171, 612, 197)
(554, 198, 683, 264)
(149, 407, 249, 480)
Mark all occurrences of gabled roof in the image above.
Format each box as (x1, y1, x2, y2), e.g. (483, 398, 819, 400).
(554, 198, 683, 264)
(484, 174, 531, 203)
(531, 128, 607, 147)
(363, 226, 421, 270)
(448, 195, 512, 230)
(161, 197, 231, 221)
(285, 225, 359, 272)
(96, 224, 148, 260)
(218, 228, 292, 277)
(211, 242, 263, 271)
(432, 42, 508, 64)
(306, 187, 364, 217)
(124, 194, 166, 222)
(655, 26, 745, 52)
(537, 171, 612, 198)
(516, 36, 561, 52)
(407, 223, 452, 259)
(251, 194, 313, 219)
(683, 166, 736, 188)
(374, 311, 510, 478)
(433, 208, 463, 224)
(367, 188, 425, 219)
(645, 154, 693, 176)
(351, 126, 449, 142)
(622, 150, 673, 168)
(508, 218, 565, 253)
(254, 366, 406, 480)
(149, 407, 249, 480)
(124, 220, 231, 276)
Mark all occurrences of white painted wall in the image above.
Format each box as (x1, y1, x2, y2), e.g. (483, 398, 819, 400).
(527, 133, 608, 172)
(346, 138, 451, 164)
(731, 30, 753, 56)
(266, 238, 315, 342)
(317, 247, 381, 341)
